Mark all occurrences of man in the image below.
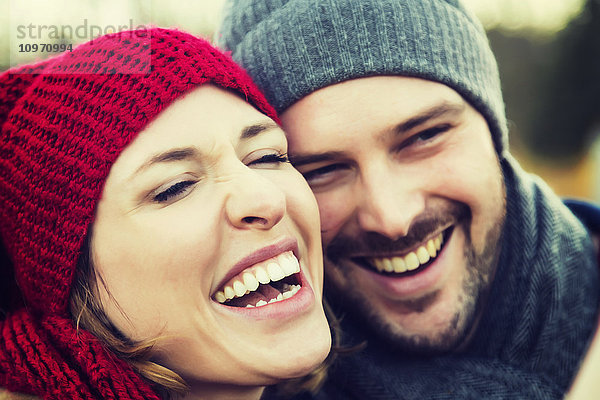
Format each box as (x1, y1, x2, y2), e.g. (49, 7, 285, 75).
(216, 0, 600, 398)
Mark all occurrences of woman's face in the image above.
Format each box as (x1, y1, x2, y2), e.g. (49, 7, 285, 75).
(91, 85, 331, 392)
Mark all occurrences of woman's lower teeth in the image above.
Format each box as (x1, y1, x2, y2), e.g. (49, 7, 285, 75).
(244, 284, 301, 308)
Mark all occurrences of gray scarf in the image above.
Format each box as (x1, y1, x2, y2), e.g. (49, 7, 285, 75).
(303, 156, 599, 400)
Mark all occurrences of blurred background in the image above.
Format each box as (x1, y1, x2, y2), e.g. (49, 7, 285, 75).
(2, 0, 599, 202)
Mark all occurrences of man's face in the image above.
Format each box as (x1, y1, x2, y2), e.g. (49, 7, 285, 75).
(280, 76, 506, 352)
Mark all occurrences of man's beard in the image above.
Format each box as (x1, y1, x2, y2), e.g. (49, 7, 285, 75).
(324, 200, 505, 354)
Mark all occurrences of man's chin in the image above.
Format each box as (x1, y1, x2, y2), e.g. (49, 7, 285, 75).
(324, 256, 481, 354)
(341, 289, 473, 354)
(373, 308, 470, 354)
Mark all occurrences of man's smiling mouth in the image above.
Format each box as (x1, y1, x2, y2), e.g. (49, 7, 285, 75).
(213, 251, 302, 308)
(353, 228, 452, 276)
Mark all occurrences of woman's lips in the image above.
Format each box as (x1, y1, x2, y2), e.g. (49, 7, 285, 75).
(214, 237, 299, 289)
(211, 236, 318, 318)
(213, 250, 302, 306)
(213, 265, 316, 321)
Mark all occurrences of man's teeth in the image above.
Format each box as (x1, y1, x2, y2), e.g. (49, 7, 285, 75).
(214, 251, 300, 305)
(371, 233, 444, 273)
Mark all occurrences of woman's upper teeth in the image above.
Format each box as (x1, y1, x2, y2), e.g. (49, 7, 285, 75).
(370, 233, 443, 273)
(214, 251, 300, 303)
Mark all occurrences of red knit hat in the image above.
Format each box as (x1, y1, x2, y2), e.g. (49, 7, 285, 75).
(0, 28, 277, 398)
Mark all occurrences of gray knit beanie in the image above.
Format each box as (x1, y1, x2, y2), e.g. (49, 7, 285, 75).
(216, 0, 508, 154)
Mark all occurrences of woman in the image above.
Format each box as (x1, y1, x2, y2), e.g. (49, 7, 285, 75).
(0, 28, 331, 399)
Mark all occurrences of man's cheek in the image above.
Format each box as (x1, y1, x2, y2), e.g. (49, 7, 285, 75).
(320, 220, 340, 245)
(316, 197, 349, 244)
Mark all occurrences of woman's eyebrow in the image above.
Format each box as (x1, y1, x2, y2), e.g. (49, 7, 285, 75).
(130, 121, 279, 178)
(133, 147, 199, 177)
(240, 121, 279, 139)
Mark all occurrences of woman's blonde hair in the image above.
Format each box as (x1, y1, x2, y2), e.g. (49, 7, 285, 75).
(69, 235, 189, 398)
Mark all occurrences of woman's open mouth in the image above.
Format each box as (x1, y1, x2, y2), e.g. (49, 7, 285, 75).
(212, 251, 302, 308)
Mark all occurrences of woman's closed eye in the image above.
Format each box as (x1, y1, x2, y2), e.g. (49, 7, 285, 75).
(247, 152, 290, 168)
(152, 179, 197, 203)
(149, 152, 288, 204)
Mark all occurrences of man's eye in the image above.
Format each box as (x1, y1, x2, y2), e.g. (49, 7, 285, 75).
(152, 180, 196, 203)
(414, 124, 451, 143)
(248, 153, 290, 166)
(396, 124, 452, 153)
(302, 164, 348, 188)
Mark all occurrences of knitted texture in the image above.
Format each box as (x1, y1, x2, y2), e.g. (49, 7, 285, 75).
(216, 0, 508, 154)
(0, 28, 277, 398)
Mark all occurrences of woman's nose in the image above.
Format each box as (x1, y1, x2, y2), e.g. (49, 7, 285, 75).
(225, 169, 286, 230)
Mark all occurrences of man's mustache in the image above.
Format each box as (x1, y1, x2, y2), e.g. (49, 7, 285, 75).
(325, 201, 470, 261)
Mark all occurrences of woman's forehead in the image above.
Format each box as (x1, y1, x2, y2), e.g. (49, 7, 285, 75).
(106, 87, 282, 180)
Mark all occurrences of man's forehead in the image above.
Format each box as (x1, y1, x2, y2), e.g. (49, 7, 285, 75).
(282, 76, 465, 119)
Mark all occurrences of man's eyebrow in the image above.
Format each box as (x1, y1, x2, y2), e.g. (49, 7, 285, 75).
(393, 101, 466, 135)
(289, 102, 465, 168)
(133, 147, 198, 176)
(240, 121, 279, 139)
(289, 151, 347, 168)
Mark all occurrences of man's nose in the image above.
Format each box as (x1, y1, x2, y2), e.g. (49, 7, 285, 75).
(356, 163, 424, 240)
